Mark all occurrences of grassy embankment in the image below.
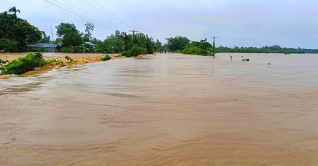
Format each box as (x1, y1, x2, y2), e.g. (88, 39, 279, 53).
(0, 53, 124, 79)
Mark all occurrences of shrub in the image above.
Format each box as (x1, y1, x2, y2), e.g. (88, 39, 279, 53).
(61, 47, 74, 53)
(100, 55, 111, 61)
(121, 45, 147, 57)
(0, 39, 18, 52)
(65, 56, 73, 63)
(38, 47, 47, 52)
(46, 59, 61, 66)
(183, 46, 207, 55)
(2, 52, 47, 75)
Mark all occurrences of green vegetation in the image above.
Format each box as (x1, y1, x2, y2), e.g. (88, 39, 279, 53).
(121, 45, 147, 57)
(100, 55, 111, 61)
(56, 23, 83, 48)
(65, 55, 73, 63)
(165, 36, 190, 51)
(1, 52, 46, 75)
(164, 37, 318, 56)
(0, 11, 41, 51)
(83, 22, 94, 42)
(216, 45, 318, 54)
(61, 47, 74, 53)
(39, 31, 51, 43)
(165, 37, 215, 56)
(0, 38, 17, 52)
(0, 59, 6, 68)
(182, 40, 213, 56)
(46, 59, 61, 66)
(1, 7, 317, 57)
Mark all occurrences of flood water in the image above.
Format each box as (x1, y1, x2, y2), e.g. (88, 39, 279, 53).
(1, 53, 318, 166)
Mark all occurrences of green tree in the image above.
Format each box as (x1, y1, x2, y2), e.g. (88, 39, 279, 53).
(0, 38, 17, 52)
(8, 6, 20, 16)
(117, 32, 132, 51)
(8, 20, 41, 51)
(39, 31, 51, 43)
(56, 23, 83, 47)
(154, 39, 163, 52)
(84, 22, 94, 42)
(0, 11, 41, 51)
(165, 36, 190, 51)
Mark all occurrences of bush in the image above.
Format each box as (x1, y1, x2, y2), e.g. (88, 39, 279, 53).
(100, 55, 111, 61)
(121, 45, 147, 57)
(1, 52, 47, 75)
(0, 39, 18, 52)
(65, 56, 73, 63)
(46, 59, 61, 66)
(61, 47, 74, 53)
(38, 47, 47, 52)
(183, 46, 207, 55)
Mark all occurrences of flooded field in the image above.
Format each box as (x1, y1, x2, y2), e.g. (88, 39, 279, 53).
(1, 53, 318, 165)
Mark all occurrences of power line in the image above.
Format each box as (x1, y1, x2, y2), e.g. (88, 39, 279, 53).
(0, 2, 56, 23)
(60, 0, 120, 30)
(88, 0, 161, 36)
(45, 0, 111, 31)
(82, 0, 128, 30)
(90, 0, 132, 29)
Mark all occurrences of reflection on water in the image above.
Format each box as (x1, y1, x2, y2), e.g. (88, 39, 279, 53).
(1, 53, 318, 165)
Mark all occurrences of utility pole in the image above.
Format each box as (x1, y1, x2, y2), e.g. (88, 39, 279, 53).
(129, 29, 139, 44)
(50, 24, 56, 53)
(211, 36, 218, 56)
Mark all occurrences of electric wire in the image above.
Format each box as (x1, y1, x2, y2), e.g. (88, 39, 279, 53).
(45, 0, 111, 31)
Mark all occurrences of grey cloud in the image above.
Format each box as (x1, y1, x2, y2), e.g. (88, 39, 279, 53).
(0, 0, 317, 48)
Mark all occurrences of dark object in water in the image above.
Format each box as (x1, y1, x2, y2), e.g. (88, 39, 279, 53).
(242, 59, 250, 62)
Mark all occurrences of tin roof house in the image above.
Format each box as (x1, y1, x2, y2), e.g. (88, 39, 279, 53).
(29, 43, 61, 52)
(85, 42, 96, 49)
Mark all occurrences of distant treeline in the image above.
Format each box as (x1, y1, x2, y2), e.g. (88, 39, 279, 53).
(216, 45, 318, 54)
(164, 36, 318, 55)
(0, 8, 162, 55)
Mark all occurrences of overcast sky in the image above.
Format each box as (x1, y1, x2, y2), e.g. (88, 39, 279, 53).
(1, 0, 318, 48)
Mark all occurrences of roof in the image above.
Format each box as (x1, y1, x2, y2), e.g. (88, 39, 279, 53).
(29, 43, 61, 48)
(85, 42, 96, 46)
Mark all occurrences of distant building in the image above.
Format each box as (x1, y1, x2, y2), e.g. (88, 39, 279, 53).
(85, 42, 96, 49)
(29, 43, 62, 52)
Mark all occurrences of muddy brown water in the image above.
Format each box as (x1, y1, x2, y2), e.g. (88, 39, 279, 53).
(1, 53, 318, 166)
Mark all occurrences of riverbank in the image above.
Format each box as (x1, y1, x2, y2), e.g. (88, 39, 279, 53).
(0, 53, 129, 79)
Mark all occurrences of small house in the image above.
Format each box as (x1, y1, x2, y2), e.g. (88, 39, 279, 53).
(29, 43, 61, 52)
(85, 42, 96, 49)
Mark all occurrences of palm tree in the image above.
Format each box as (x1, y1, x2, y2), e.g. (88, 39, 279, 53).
(8, 6, 20, 17)
(118, 32, 131, 51)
